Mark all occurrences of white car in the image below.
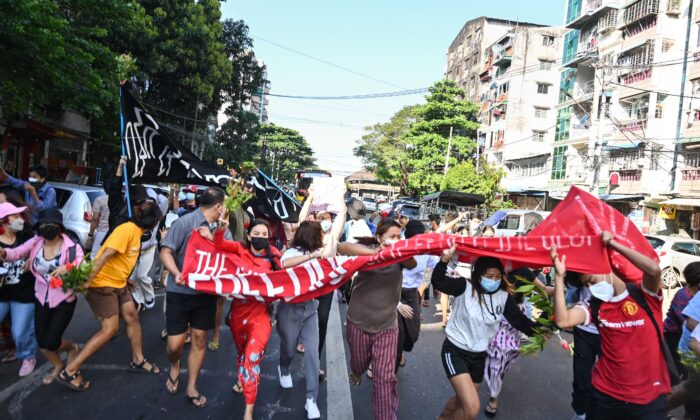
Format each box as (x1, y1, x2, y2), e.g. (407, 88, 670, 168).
(52, 182, 106, 249)
(362, 197, 377, 212)
(645, 235, 700, 288)
(488, 210, 551, 237)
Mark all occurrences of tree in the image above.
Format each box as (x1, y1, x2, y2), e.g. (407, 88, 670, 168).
(354, 80, 479, 196)
(257, 124, 315, 183)
(205, 110, 261, 167)
(0, 0, 153, 138)
(444, 160, 516, 211)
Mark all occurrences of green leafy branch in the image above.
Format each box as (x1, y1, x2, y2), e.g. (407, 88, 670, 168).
(680, 351, 700, 374)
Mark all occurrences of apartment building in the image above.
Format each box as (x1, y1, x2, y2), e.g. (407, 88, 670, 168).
(553, 0, 696, 233)
(477, 26, 565, 206)
(446, 17, 546, 102)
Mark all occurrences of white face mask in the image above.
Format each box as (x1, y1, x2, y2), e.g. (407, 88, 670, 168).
(28, 177, 39, 183)
(589, 275, 615, 302)
(9, 218, 24, 232)
(321, 220, 332, 233)
(384, 239, 399, 246)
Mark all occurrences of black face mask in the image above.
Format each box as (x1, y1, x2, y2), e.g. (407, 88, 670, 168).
(38, 225, 60, 241)
(250, 237, 268, 251)
(141, 230, 152, 243)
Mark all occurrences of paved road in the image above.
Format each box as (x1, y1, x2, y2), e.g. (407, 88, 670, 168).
(0, 287, 683, 419)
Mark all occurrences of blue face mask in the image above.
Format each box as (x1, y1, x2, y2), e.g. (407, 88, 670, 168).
(186, 192, 196, 201)
(480, 277, 501, 293)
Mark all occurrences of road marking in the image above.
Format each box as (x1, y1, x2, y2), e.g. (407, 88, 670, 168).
(326, 297, 354, 420)
(0, 363, 51, 414)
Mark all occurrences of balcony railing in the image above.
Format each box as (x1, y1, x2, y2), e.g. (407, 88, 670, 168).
(618, 118, 648, 132)
(618, 169, 642, 181)
(683, 152, 700, 168)
(622, 0, 659, 28)
(621, 68, 653, 84)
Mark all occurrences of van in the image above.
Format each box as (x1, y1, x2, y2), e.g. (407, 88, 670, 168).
(487, 209, 551, 237)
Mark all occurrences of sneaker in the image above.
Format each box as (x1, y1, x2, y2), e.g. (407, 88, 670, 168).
(19, 357, 36, 377)
(571, 414, 586, 420)
(278, 366, 293, 389)
(145, 299, 155, 309)
(305, 398, 321, 419)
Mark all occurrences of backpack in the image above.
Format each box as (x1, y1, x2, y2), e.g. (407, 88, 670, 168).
(590, 283, 681, 386)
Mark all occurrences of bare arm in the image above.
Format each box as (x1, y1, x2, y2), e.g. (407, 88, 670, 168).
(160, 247, 182, 284)
(297, 188, 314, 223)
(534, 277, 555, 297)
(400, 257, 417, 270)
(551, 246, 587, 329)
(691, 338, 700, 357)
(86, 247, 118, 286)
(688, 318, 698, 333)
(281, 251, 322, 269)
(602, 231, 661, 294)
(89, 211, 100, 236)
(437, 212, 466, 234)
(337, 242, 378, 256)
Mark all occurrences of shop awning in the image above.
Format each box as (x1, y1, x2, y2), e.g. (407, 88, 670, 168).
(599, 194, 645, 202)
(602, 140, 642, 151)
(506, 187, 547, 197)
(659, 198, 700, 207)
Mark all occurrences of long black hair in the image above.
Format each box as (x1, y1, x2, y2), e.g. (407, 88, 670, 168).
(469, 256, 513, 304)
(247, 219, 280, 271)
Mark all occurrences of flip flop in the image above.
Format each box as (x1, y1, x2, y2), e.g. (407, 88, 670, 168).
(187, 393, 207, 408)
(485, 400, 498, 418)
(232, 381, 243, 394)
(166, 373, 180, 395)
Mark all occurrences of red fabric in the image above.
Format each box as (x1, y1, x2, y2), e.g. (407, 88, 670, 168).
(530, 186, 658, 283)
(579, 289, 670, 404)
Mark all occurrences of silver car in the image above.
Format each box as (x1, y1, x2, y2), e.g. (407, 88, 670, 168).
(645, 235, 700, 288)
(52, 182, 106, 249)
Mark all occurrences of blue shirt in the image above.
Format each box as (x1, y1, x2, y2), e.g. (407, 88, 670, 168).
(6, 175, 57, 222)
(680, 292, 700, 352)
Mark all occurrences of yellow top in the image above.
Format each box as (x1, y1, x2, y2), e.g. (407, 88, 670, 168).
(91, 222, 143, 289)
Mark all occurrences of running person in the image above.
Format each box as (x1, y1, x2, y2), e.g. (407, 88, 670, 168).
(432, 247, 537, 420)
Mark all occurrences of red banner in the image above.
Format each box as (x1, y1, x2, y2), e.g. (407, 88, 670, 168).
(181, 231, 609, 303)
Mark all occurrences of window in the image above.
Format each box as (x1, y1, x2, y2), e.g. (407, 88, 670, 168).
(655, 94, 667, 119)
(645, 236, 665, 249)
(54, 188, 73, 209)
(497, 215, 522, 230)
(533, 131, 546, 141)
(551, 146, 568, 180)
(534, 108, 548, 118)
(662, 39, 674, 53)
(671, 242, 698, 256)
(539, 60, 553, 71)
(537, 83, 550, 94)
(542, 35, 555, 46)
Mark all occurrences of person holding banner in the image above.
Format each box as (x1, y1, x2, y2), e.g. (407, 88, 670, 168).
(550, 232, 670, 420)
(160, 187, 229, 408)
(338, 218, 416, 420)
(431, 248, 537, 420)
(198, 219, 280, 420)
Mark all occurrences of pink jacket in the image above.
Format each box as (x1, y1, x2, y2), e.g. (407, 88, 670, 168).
(5, 234, 84, 308)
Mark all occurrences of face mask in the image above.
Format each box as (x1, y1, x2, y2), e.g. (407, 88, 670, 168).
(321, 220, 332, 233)
(9, 219, 24, 232)
(186, 193, 196, 201)
(38, 225, 60, 241)
(250, 237, 268, 251)
(28, 177, 39, 183)
(480, 277, 502, 293)
(178, 192, 187, 201)
(384, 239, 399, 246)
(589, 276, 615, 302)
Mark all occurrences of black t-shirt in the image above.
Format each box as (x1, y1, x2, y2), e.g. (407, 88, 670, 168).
(0, 234, 36, 303)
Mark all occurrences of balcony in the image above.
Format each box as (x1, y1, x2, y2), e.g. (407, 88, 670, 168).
(493, 47, 513, 67)
(567, 0, 623, 29)
(621, 0, 659, 29)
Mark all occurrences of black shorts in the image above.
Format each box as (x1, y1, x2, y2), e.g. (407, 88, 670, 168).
(165, 292, 218, 335)
(440, 338, 487, 383)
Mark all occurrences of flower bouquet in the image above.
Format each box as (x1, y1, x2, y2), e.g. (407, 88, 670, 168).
(680, 350, 700, 374)
(49, 259, 93, 295)
(224, 162, 255, 213)
(516, 275, 574, 356)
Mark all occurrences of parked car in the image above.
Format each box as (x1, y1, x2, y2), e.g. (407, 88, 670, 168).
(486, 209, 551, 237)
(362, 196, 377, 212)
(645, 235, 700, 288)
(395, 203, 421, 220)
(52, 182, 106, 249)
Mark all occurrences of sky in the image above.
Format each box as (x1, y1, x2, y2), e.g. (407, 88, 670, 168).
(222, 0, 565, 177)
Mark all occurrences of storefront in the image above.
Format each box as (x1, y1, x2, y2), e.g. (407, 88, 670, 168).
(655, 198, 700, 239)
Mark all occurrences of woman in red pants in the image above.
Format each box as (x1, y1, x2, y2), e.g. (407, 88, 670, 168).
(200, 219, 280, 420)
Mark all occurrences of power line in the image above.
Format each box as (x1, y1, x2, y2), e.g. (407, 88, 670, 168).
(267, 88, 429, 100)
(251, 34, 406, 90)
(269, 113, 365, 128)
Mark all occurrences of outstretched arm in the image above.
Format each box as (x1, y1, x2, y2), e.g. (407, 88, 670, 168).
(431, 246, 467, 296)
(551, 246, 587, 329)
(436, 212, 467, 234)
(602, 231, 661, 294)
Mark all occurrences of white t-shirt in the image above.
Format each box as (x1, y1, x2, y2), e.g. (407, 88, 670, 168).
(281, 247, 309, 263)
(575, 287, 599, 335)
(402, 255, 439, 289)
(446, 281, 510, 352)
(344, 219, 372, 243)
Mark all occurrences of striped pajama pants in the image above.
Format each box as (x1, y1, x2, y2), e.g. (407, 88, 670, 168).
(347, 321, 399, 420)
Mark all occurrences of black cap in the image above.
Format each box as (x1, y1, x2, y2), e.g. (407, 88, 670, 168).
(404, 220, 426, 239)
(36, 208, 64, 227)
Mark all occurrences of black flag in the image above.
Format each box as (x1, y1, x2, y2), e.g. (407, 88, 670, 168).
(120, 86, 230, 187)
(249, 170, 301, 223)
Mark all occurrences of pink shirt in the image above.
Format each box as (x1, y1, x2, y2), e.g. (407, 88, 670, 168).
(4, 234, 84, 308)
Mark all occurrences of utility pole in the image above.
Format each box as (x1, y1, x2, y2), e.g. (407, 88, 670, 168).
(671, 0, 694, 192)
(443, 126, 454, 175)
(588, 63, 606, 194)
(475, 131, 481, 173)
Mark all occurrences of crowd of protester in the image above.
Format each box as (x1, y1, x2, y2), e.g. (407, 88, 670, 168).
(1, 157, 700, 420)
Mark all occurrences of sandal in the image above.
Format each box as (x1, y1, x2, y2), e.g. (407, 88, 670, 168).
(485, 400, 498, 418)
(366, 366, 373, 379)
(187, 393, 207, 408)
(166, 373, 180, 395)
(57, 369, 91, 392)
(130, 358, 161, 374)
(207, 341, 220, 352)
(232, 381, 243, 394)
(399, 354, 406, 368)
